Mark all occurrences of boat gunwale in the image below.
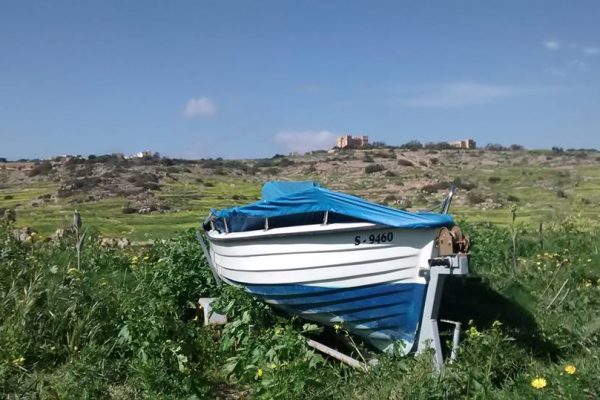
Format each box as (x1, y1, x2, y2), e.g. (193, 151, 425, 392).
(206, 221, 436, 243)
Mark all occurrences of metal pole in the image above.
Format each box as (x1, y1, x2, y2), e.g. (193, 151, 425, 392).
(306, 339, 368, 371)
(442, 186, 456, 214)
(440, 319, 462, 362)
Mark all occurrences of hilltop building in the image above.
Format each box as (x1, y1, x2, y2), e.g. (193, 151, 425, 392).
(449, 139, 476, 149)
(336, 135, 369, 149)
(127, 151, 158, 159)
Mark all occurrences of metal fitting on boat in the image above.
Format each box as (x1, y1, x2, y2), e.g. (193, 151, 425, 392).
(436, 226, 470, 256)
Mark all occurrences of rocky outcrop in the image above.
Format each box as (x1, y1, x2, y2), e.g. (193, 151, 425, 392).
(12, 227, 37, 244)
(99, 237, 131, 248)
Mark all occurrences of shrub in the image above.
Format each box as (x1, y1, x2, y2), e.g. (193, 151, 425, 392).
(397, 159, 415, 167)
(421, 182, 449, 193)
(127, 172, 160, 190)
(488, 176, 502, 184)
(278, 158, 294, 167)
(556, 189, 567, 198)
(424, 141, 454, 150)
(122, 203, 137, 214)
(485, 143, 506, 151)
(452, 177, 477, 191)
(365, 164, 385, 174)
(399, 140, 423, 150)
(384, 170, 397, 177)
(383, 195, 396, 204)
(467, 191, 486, 204)
(506, 194, 520, 202)
(0, 228, 220, 398)
(28, 161, 53, 177)
(264, 167, 281, 175)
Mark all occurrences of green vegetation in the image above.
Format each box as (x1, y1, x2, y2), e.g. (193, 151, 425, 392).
(2, 212, 599, 398)
(2, 150, 600, 240)
(1, 178, 262, 241)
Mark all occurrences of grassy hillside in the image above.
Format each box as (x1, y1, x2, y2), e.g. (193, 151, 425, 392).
(2, 148, 600, 241)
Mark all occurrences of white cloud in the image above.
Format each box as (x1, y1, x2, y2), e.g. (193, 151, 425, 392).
(544, 40, 560, 50)
(274, 130, 337, 153)
(583, 46, 599, 55)
(183, 97, 216, 118)
(401, 82, 519, 108)
(568, 59, 589, 71)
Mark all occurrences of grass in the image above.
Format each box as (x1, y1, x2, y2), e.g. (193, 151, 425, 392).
(1, 214, 600, 398)
(1, 178, 262, 241)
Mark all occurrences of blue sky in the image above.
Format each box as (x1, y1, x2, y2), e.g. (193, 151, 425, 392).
(1, 1, 599, 159)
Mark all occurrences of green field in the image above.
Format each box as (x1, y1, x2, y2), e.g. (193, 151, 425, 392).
(2, 150, 600, 240)
(1, 177, 262, 241)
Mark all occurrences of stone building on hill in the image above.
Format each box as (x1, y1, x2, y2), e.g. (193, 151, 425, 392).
(336, 135, 369, 149)
(449, 139, 476, 149)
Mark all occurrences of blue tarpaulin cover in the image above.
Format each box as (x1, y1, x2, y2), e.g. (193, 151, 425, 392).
(261, 181, 320, 201)
(210, 181, 453, 232)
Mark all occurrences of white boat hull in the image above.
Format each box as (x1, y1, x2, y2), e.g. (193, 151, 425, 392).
(207, 222, 439, 352)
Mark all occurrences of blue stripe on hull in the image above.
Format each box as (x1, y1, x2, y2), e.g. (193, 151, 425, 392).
(240, 282, 427, 352)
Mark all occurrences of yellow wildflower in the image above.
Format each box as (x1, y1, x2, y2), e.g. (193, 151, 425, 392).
(530, 377, 547, 389)
(257, 368, 263, 378)
(584, 280, 592, 287)
(536, 261, 542, 266)
(334, 323, 342, 333)
(274, 327, 282, 335)
(467, 326, 481, 338)
(564, 365, 576, 375)
(12, 357, 25, 367)
(143, 256, 149, 261)
(270, 363, 277, 369)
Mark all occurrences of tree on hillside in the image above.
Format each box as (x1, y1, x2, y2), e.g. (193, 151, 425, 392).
(424, 141, 454, 150)
(485, 143, 506, 151)
(399, 140, 423, 150)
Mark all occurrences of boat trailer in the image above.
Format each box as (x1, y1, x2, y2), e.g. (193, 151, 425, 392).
(416, 253, 469, 367)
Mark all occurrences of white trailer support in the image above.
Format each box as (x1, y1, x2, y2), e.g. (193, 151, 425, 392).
(416, 254, 469, 369)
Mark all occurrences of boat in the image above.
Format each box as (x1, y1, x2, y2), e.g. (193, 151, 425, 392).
(200, 181, 469, 357)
